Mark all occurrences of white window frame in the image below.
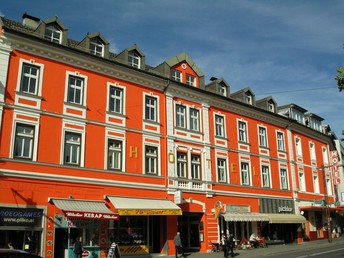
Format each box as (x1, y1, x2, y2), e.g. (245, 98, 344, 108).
(89, 37, 104, 57)
(217, 158, 227, 183)
(261, 165, 271, 188)
(280, 168, 289, 190)
(240, 161, 251, 186)
(215, 114, 225, 138)
(108, 84, 125, 114)
(258, 126, 267, 147)
(128, 51, 141, 68)
(176, 104, 186, 128)
(65, 71, 88, 106)
(144, 94, 158, 122)
(177, 152, 187, 178)
(144, 145, 158, 175)
(63, 131, 82, 166)
(17, 59, 44, 96)
(189, 108, 200, 132)
(295, 137, 303, 157)
(13, 123, 35, 160)
(44, 24, 62, 44)
(107, 139, 123, 170)
(171, 70, 182, 82)
(238, 120, 248, 143)
(326, 176, 333, 196)
(322, 147, 329, 166)
(244, 93, 252, 104)
(299, 171, 306, 192)
(277, 131, 285, 152)
(217, 84, 227, 96)
(313, 172, 320, 194)
(186, 74, 196, 86)
(310, 142, 316, 161)
(191, 154, 201, 180)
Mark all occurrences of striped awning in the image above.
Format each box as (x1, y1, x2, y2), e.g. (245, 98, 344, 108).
(222, 213, 269, 222)
(266, 213, 306, 224)
(50, 198, 118, 220)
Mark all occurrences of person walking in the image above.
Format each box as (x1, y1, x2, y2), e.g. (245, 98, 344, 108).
(227, 233, 234, 257)
(73, 237, 83, 258)
(174, 232, 184, 258)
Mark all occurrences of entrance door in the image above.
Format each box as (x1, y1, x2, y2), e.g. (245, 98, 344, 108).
(178, 212, 201, 251)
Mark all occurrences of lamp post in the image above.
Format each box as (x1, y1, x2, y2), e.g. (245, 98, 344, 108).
(320, 165, 332, 243)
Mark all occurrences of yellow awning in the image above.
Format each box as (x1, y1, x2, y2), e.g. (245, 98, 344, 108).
(107, 196, 182, 216)
(222, 213, 269, 222)
(265, 214, 306, 224)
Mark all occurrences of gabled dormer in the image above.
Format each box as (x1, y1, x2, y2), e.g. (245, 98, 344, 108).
(278, 104, 307, 125)
(231, 87, 255, 105)
(34, 16, 68, 45)
(256, 96, 277, 113)
(77, 32, 110, 58)
(305, 113, 324, 132)
(151, 53, 205, 89)
(205, 77, 230, 97)
(115, 44, 146, 70)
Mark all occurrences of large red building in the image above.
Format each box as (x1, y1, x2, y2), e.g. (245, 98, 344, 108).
(0, 13, 343, 257)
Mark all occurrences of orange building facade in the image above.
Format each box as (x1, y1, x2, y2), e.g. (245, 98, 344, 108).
(0, 14, 342, 258)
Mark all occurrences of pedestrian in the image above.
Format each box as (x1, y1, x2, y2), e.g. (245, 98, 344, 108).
(227, 233, 234, 257)
(222, 234, 228, 257)
(174, 232, 184, 258)
(73, 237, 83, 258)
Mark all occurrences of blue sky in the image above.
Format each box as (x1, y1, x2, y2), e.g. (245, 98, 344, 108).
(1, 0, 343, 139)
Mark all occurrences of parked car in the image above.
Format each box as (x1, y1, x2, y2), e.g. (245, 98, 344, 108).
(0, 249, 42, 258)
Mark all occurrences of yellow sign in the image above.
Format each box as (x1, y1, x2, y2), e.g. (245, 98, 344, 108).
(119, 245, 149, 254)
(118, 209, 182, 216)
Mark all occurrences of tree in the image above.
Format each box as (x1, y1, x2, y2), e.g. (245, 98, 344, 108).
(335, 67, 344, 92)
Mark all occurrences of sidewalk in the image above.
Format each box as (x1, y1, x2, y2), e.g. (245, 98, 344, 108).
(140, 237, 344, 258)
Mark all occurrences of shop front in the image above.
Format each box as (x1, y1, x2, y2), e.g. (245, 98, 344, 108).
(0, 206, 45, 255)
(106, 196, 182, 256)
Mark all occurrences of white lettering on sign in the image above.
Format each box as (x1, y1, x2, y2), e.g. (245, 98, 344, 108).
(278, 206, 293, 213)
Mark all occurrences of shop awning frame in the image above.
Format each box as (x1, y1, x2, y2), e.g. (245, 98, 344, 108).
(106, 196, 182, 216)
(50, 198, 118, 220)
(222, 213, 269, 222)
(265, 213, 306, 224)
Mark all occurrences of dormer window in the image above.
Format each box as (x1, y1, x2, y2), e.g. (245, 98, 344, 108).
(128, 51, 140, 68)
(171, 70, 182, 82)
(268, 102, 275, 112)
(244, 93, 252, 104)
(89, 38, 104, 57)
(44, 24, 61, 44)
(217, 84, 227, 96)
(186, 74, 196, 86)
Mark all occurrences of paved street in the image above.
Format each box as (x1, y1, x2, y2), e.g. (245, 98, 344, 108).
(132, 237, 344, 258)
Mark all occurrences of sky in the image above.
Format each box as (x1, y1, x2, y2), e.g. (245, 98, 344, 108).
(1, 0, 344, 139)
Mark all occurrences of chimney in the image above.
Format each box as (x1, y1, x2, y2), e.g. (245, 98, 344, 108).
(22, 12, 40, 29)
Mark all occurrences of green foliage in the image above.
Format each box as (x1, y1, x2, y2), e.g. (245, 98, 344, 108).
(335, 67, 344, 92)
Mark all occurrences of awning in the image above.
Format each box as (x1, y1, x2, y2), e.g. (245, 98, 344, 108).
(50, 198, 119, 220)
(222, 213, 269, 222)
(266, 214, 306, 224)
(107, 196, 182, 216)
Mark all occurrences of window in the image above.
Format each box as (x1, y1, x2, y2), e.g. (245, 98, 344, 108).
(171, 70, 182, 82)
(145, 146, 158, 174)
(108, 139, 122, 170)
(244, 93, 252, 104)
(67, 76, 84, 105)
(313, 173, 320, 194)
(295, 138, 302, 157)
(258, 127, 267, 147)
(186, 74, 196, 86)
(189, 108, 200, 131)
(64, 132, 81, 166)
(326, 177, 332, 195)
(191, 154, 201, 180)
(128, 51, 140, 68)
(44, 24, 61, 43)
(217, 84, 227, 96)
(322, 147, 329, 166)
(299, 171, 306, 192)
(280, 168, 288, 190)
(262, 165, 270, 188)
(215, 115, 225, 137)
(89, 38, 104, 57)
(176, 105, 186, 128)
(20, 63, 40, 95)
(277, 132, 285, 151)
(109, 86, 123, 114)
(13, 124, 34, 159)
(177, 152, 187, 178)
(268, 102, 275, 112)
(145, 96, 157, 122)
(241, 162, 250, 185)
(310, 143, 316, 161)
(238, 121, 247, 143)
(217, 158, 227, 183)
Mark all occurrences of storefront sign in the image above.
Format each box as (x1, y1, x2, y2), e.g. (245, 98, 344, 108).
(118, 209, 182, 216)
(259, 199, 295, 214)
(278, 206, 293, 213)
(225, 205, 250, 213)
(0, 207, 43, 227)
(64, 211, 119, 220)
